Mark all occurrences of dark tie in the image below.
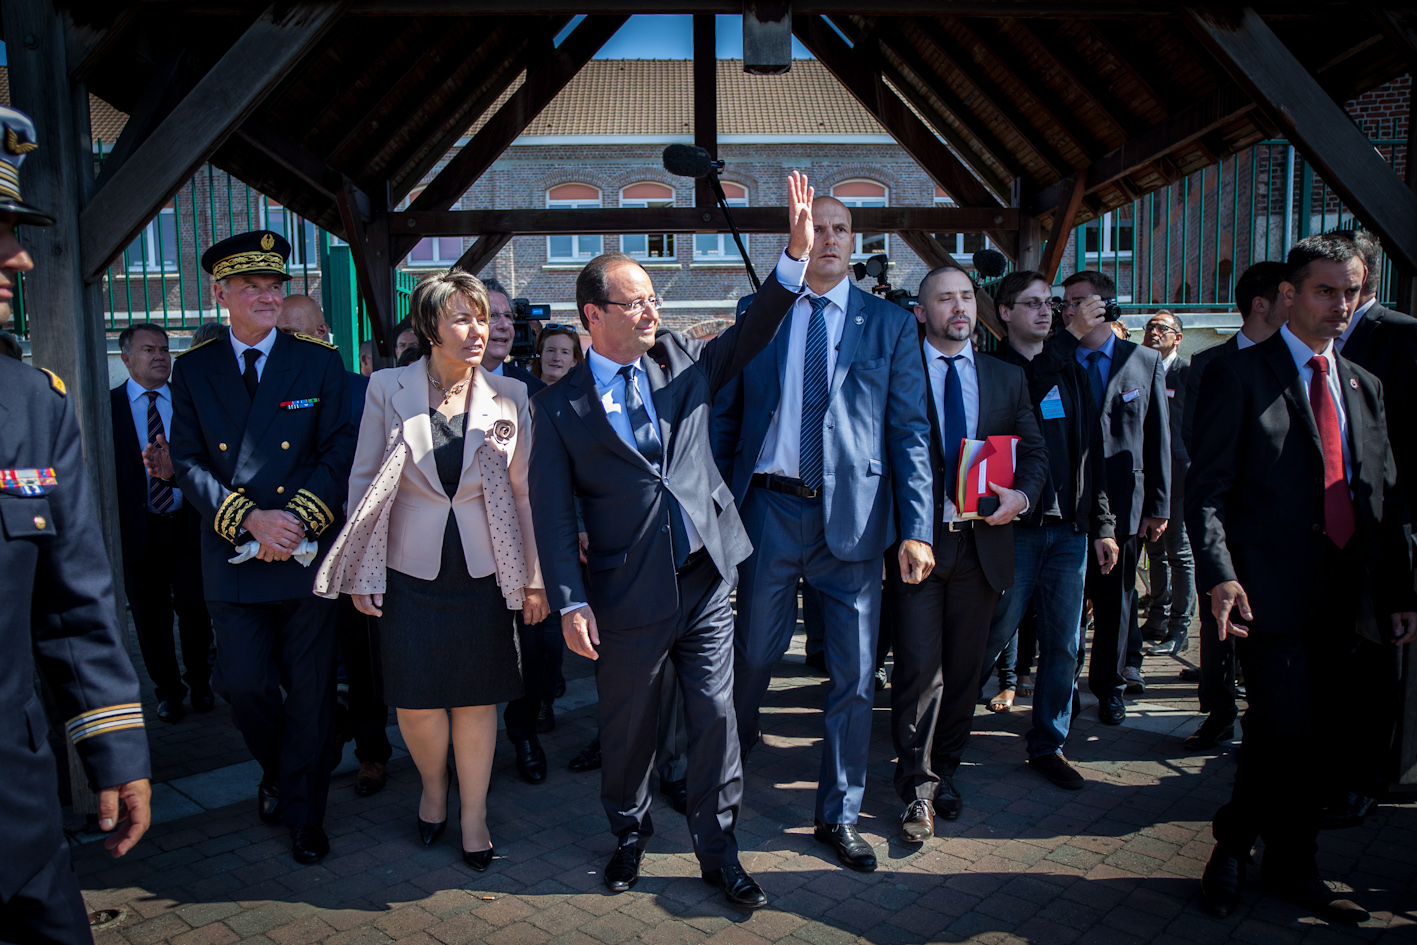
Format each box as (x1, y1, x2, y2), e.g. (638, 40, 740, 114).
(242, 348, 262, 401)
(799, 295, 830, 490)
(1307, 357, 1355, 549)
(941, 355, 966, 502)
(1086, 350, 1106, 409)
(619, 365, 689, 566)
(145, 391, 174, 513)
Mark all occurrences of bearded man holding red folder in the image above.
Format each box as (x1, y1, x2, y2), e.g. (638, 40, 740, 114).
(887, 263, 1048, 845)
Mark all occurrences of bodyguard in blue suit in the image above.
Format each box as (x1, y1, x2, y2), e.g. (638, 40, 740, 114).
(717, 196, 934, 872)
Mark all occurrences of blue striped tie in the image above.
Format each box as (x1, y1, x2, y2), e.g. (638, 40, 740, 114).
(799, 295, 830, 490)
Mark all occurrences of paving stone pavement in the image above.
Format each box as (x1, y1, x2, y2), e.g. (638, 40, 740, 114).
(73, 633, 1417, 944)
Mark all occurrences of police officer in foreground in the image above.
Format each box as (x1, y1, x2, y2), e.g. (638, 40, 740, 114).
(167, 231, 356, 863)
(0, 105, 152, 940)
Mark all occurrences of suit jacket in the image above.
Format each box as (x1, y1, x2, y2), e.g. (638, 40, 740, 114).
(915, 345, 1047, 591)
(346, 370, 369, 428)
(170, 326, 357, 603)
(0, 358, 149, 898)
(716, 283, 934, 561)
(1163, 354, 1190, 516)
(346, 360, 541, 587)
(530, 270, 798, 630)
(501, 361, 548, 396)
(1181, 336, 1238, 453)
(1340, 302, 1417, 529)
(1185, 333, 1414, 624)
(1053, 332, 1171, 536)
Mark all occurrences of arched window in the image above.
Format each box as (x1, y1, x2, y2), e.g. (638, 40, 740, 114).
(694, 182, 749, 263)
(404, 187, 463, 268)
(832, 180, 888, 258)
(547, 184, 603, 262)
(620, 182, 676, 260)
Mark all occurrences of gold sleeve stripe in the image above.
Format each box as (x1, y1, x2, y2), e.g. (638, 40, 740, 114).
(67, 703, 145, 743)
(216, 491, 256, 544)
(287, 488, 334, 537)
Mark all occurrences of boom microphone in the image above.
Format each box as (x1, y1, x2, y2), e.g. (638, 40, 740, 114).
(662, 144, 716, 179)
(972, 249, 1009, 279)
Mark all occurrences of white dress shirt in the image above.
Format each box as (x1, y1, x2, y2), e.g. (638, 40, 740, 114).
(125, 378, 183, 510)
(754, 269, 850, 478)
(1279, 323, 1351, 481)
(924, 337, 980, 522)
(230, 327, 278, 380)
(1335, 297, 1376, 352)
(1235, 329, 1258, 350)
(1161, 350, 1178, 373)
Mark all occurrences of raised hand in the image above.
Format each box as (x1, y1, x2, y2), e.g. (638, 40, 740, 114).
(786, 170, 815, 260)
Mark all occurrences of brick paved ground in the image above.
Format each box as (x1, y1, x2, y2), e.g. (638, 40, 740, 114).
(73, 627, 1417, 944)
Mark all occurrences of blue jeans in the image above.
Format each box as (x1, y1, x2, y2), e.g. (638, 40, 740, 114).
(980, 522, 1089, 759)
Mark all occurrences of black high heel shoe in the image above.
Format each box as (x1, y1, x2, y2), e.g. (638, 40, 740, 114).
(417, 769, 451, 846)
(462, 846, 495, 871)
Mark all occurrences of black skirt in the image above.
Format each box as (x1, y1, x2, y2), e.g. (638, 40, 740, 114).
(375, 510, 524, 709)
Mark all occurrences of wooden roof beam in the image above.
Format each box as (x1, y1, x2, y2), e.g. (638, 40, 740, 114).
(452, 233, 513, 275)
(65, 6, 140, 82)
(234, 118, 371, 220)
(1040, 170, 1088, 282)
(790, 15, 1003, 213)
(77, 1, 344, 282)
(1006, 18, 1142, 140)
(1188, 6, 1417, 271)
(388, 13, 627, 261)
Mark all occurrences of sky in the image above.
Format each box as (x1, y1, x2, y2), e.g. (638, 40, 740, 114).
(587, 14, 812, 59)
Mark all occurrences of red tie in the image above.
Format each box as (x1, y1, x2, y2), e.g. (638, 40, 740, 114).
(1307, 356, 1354, 549)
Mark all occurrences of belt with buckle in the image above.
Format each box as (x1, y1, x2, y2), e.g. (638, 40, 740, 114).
(942, 519, 974, 534)
(751, 473, 821, 499)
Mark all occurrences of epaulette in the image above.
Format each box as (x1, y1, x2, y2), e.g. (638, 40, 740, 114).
(176, 336, 218, 358)
(39, 368, 65, 396)
(293, 332, 338, 350)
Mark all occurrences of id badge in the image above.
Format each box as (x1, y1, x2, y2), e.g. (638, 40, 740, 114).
(1039, 385, 1065, 420)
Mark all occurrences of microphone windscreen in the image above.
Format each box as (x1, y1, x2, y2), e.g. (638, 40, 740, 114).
(972, 249, 1009, 278)
(662, 144, 714, 179)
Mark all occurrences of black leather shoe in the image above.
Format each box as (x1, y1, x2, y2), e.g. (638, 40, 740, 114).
(536, 701, 555, 734)
(418, 816, 446, 846)
(1264, 874, 1368, 924)
(899, 798, 934, 844)
(702, 864, 767, 908)
(1183, 715, 1235, 751)
(1178, 667, 1201, 682)
(933, 778, 962, 821)
(812, 821, 877, 872)
(1319, 792, 1375, 830)
(1027, 752, 1085, 790)
(1200, 845, 1244, 917)
(514, 738, 547, 784)
(257, 781, 282, 824)
(604, 845, 644, 892)
(291, 826, 330, 864)
(190, 686, 215, 713)
(462, 846, 495, 872)
(874, 666, 889, 691)
(1145, 631, 1190, 656)
(155, 698, 184, 723)
(1098, 699, 1126, 725)
(803, 651, 827, 673)
(659, 778, 688, 815)
(569, 739, 602, 772)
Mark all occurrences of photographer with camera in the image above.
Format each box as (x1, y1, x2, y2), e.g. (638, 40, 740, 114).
(1056, 270, 1170, 725)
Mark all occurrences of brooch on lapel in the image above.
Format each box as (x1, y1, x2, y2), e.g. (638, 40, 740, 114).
(854, 315, 864, 325)
(0, 467, 57, 496)
(492, 419, 516, 444)
(280, 398, 320, 410)
(1349, 379, 1359, 389)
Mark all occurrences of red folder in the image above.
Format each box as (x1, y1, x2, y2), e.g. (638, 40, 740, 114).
(956, 435, 1020, 519)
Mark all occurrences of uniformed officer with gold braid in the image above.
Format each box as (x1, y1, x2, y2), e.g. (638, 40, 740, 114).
(0, 105, 152, 942)
(168, 230, 356, 864)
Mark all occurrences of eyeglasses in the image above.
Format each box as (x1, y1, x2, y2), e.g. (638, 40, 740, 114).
(1011, 298, 1050, 311)
(598, 297, 663, 315)
(488, 310, 516, 320)
(1144, 323, 1179, 336)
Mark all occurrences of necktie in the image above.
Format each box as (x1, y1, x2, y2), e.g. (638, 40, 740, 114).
(941, 355, 966, 503)
(1307, 356, 1355, 549)
(799, 295, 830, 490)
(145, 391, 174, 513)
(619, 365, 689, 566)
(1085, 350, 1105, 410)
(242, 348, 262, 401)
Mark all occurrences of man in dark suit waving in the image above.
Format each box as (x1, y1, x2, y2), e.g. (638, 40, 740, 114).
(889, 264, 1047, 843)
(1188, 234, 1416, 922)
(529, 172, 815, 908)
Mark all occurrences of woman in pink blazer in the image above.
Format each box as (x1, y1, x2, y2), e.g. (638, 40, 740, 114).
(347, 270, 547, 871)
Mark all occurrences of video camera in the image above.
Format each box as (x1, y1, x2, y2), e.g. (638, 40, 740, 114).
(852, 253, 917, 311)
(509, 297, 550, 362)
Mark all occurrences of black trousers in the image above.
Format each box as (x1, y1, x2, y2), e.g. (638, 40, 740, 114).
(208, 595, 339, 829)
(503, 611, 563, 743)
(126, 510, 212, 703)
(1086, 534, 1141, 704)
(1195, 605, 1238, 721)
(1213, 539, 1364, 874)
(597, 552, 743, 870)
(335, 595, 391, 765)
(0, 840, 92, 945)
(888, 528, 1000, 802)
